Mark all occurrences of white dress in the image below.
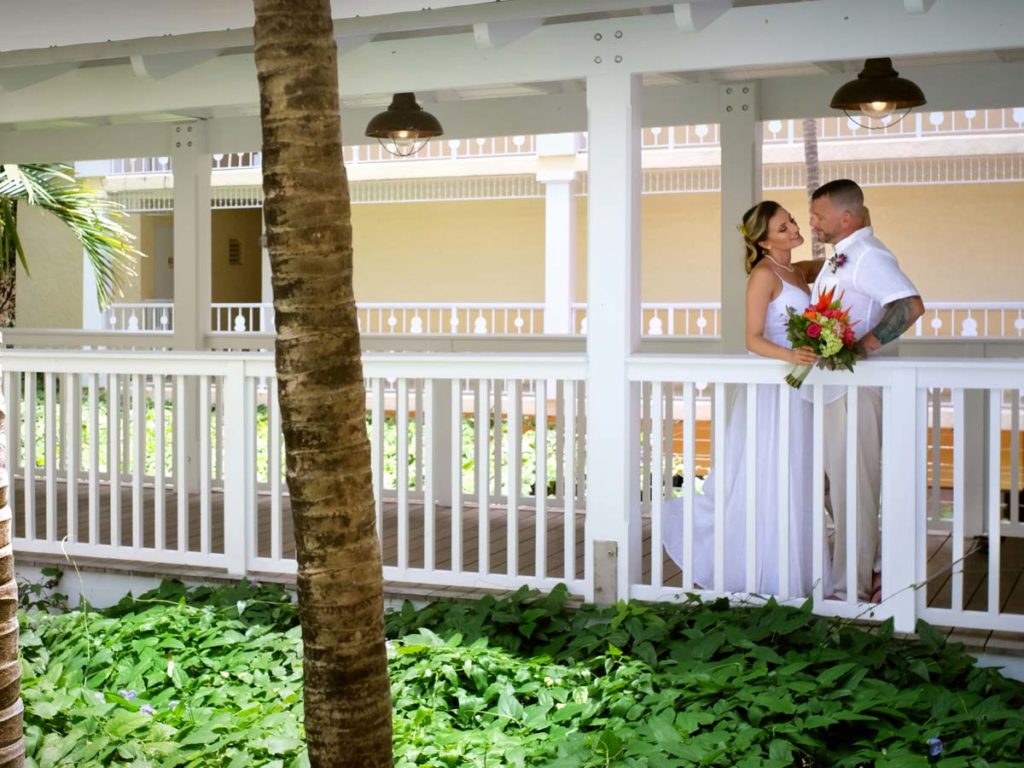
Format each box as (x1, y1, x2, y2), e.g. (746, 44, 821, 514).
(662, 278, 832, 598)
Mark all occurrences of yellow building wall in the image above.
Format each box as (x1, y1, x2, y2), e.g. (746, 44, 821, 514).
(763, 184, 1024, 301)
(15, 181, 1024, 327)
(349, 194, 723, 303)
(138, 213, 171, 299)
(350, 199, 547, 301)
(14, 206, 83, 329)
(211, 209, 263, 303)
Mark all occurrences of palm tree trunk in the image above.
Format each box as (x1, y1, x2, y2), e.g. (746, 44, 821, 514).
(802, 118, 826, 261)
(252, 1, 392, 766)
(0, 202, 16, 327)
(0, 346, 24, 768)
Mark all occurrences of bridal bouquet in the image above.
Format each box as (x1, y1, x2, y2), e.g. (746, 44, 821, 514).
(784, 287, 858, 388)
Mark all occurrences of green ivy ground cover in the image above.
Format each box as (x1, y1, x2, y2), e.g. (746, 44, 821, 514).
(18, 578, 1024, 767)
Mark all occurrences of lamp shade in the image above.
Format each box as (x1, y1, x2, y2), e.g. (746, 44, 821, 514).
(364, 92, 443, 157)
(830, 58, 926, 127)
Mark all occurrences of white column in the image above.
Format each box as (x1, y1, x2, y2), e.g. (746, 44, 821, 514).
(536, 133, 579, 335)
(260, 211, 273, 333)
(539, 174, 577, 334)
(81, 251, 104, 330)
(170, 122, 212, 351)
(584, 73, 642, 603)
(718, 83, 762, 354)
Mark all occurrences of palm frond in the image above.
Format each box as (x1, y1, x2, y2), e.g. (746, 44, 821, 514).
(0, 163, 141, 308)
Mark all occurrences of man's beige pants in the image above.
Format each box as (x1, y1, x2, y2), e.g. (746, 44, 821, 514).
(824, 387, 883, 600)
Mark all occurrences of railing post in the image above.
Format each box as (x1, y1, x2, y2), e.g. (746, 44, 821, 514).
(222, 361, 252, 576)
(882, 367, 918, 632)
(718, 82, 762, 353)
(584, 72, 642, 604)
(429, 379, 453, 507)
(961, 390, 987, 538)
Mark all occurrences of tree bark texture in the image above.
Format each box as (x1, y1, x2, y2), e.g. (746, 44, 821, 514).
(0, 345, 24, 767)
(252, 2, 393, 766)
(0, 202, 17, 327)
(802, 117, 826, 261)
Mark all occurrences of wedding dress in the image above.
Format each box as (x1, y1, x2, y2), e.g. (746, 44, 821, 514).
(662, 278, 832, 598)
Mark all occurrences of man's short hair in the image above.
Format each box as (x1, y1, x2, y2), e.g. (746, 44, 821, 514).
(811, 179, 864, 213)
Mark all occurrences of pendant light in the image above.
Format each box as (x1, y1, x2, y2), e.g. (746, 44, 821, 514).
(829, 58, 926, 129)
(364, 92, 443, 157)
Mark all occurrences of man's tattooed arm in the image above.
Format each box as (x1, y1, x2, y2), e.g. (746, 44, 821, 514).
(858, 295, 925, 355)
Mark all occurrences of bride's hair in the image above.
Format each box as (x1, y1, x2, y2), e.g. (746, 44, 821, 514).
(739, 201, 782, 275)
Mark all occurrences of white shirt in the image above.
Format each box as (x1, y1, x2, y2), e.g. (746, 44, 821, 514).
(805, 226, 919, 402)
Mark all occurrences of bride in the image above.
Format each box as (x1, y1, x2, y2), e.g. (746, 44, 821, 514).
(662, 201, 832, 598)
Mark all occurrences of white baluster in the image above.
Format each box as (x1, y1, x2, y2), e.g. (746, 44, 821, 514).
(233, 312, 248, 333)
(473, 315, 488, 335)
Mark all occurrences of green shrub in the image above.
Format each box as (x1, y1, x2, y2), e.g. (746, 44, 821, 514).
(18, 580, 1024, 767)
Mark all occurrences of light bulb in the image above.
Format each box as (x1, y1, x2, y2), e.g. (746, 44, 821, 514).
(859, 101, 895, 119)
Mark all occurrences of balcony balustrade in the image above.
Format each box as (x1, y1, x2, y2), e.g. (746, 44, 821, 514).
(97, 300, 1024, 341)
(100, 108, 1024, 176)
(4, 348, 1022, 634)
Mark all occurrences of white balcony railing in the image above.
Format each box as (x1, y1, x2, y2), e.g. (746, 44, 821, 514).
(102, 108, 1024, 176)
(4, 348, 1022, 633)
(100, 301, 1024, 340)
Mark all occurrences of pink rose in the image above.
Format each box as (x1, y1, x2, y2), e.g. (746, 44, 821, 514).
(806, 323, 822, 339)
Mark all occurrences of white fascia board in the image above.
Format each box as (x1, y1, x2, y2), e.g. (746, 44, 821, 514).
(0, 1, 1022, 129)
(3, 60, 1024, 164)
(0, 0, 256, 52)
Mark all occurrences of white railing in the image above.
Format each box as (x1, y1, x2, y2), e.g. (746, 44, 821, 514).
(914, 302, 1024, 338)
(763, 108, 1024, 145)
(211, 303, 274, 333)
(346, 136, 536, 164)
(356, 302, 544, 336)
(108, 153, 261, 175)
(103, 302, 174, 332)
(102, 300, 1024, 340)
(3, 350, 588, 593)
(102, 108, 1024, 176)
(627, 355, 1024, 633)
(4, 348, 1022, 633)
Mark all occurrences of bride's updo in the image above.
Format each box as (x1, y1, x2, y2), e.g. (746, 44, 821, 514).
(738, 201, 782, 275)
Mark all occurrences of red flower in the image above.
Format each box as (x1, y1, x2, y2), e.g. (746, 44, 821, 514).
(815, 287, 835, 312)
(807, 323, 822, 339)
(843, 327, 856, 345)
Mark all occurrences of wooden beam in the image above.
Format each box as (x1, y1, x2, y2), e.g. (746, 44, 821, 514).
(0, 63, 75, 92)
(129, 51, 219, 81)
(673, 1, 733, 34)
(473, 19, 543, 50)
(904, 0, 936, 14)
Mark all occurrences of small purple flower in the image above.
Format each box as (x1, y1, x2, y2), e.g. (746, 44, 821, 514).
(169, 699, 179, 710)
(140, 704, 156, 716)
(828, 252, 848, 273)
(927, 737, 943, 757)
(118, 689, 138, 701)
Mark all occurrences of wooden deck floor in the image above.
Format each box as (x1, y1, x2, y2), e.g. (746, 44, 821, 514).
(11, 478, 1024, 655)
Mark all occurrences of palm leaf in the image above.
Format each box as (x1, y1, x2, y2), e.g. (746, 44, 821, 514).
(0, 163, 140, 308)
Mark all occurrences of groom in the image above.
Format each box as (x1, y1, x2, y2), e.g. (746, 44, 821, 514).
(808, 179, 924, 601)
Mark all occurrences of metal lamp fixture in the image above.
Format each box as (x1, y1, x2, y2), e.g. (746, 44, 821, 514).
(364, 92, 443, 157)
(830, 57, 926, 129)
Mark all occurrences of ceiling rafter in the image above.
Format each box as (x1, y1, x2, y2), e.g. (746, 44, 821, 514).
(673, 1, 733, 33)
(129, 50, 219, 81)
(0, 62, 76, 92)
(472, 19, 543, 49)
(904, 0, 936, 14)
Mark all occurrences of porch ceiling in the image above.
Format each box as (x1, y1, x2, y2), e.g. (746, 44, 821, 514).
(1, 0, 1023, 161)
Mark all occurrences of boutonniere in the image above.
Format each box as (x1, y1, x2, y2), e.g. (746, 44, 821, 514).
(827, 252, 847, 273)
